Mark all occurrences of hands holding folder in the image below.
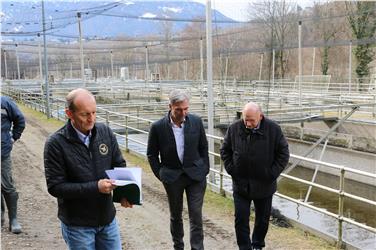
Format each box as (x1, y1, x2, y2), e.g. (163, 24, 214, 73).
(105, 167, 143, 206)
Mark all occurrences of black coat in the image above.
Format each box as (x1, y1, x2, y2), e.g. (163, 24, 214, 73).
(44, 121, 126, 227)
(220, 117, 289, 199)
(147, 113, 209, 184)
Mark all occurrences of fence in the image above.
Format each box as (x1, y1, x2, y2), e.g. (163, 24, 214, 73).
(2, 85, 376, 249)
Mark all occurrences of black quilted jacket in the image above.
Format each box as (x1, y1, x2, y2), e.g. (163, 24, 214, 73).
(44, 121, 126, 227)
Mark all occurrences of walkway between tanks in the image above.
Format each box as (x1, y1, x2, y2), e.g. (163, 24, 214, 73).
(1, 104, 335, 250)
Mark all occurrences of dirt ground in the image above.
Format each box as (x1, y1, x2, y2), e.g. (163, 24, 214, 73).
(1, 106, 335, 250)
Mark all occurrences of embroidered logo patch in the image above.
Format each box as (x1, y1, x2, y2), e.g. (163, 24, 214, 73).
(99, 143, 108, 155)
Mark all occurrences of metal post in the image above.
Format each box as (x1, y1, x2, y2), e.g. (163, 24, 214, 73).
(184, 59, 188, 80)
(38, 33, 43, 80)
(70, 63, 73, 78)
(125, 116, 129, 152)
(87, 57, 90, 69)
(15, 44, 20, 79)
(176, 61, 179, 79)
(224, 56, 229, 85)
(348, 41, 352, 94)
(258, 53, 264, 81)
(200, 37, 204, 93)
(219, 140, 225, 196)
(77, 12, 85, 84)
(304, 139, 329, 202)
(272, 49, 275, 89)
(298, 21, 302, 108)
(145, 45, 149, 82)
(4, 50, 8, 79)
(337, 167, 345, 249)
(206, 0, 215, 172)
(311, 47, 316, 75)
(110, 50, 114, 78)
(105, 111, 109, 127)
(42, 0, 50, 118)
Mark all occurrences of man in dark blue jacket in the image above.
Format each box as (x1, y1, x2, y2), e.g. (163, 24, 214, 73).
(220, 102, 289, 250)
(147, 90, 209, 250)
(44, 88, 132, 250)
(1, 96, 25, 234)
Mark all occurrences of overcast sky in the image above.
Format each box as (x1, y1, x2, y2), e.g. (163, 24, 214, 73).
(193, 0, 313, 22)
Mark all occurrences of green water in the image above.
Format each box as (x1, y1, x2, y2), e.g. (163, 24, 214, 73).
(278, 166, 376, 228)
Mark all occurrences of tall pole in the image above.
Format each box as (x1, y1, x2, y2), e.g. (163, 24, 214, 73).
(311, 47, 316, 75)
(184, 59, 187, 80)
(145, 45, 149, 82)
(258, 53, 264, 80)
(3, 50, 8, 79)
(298, 20, 302, 108)
(200, 37, 204, 96)
(348, 41, 352, 93)
(77, 12, 85, 84)
(42, 0, 50, 118)
(38, 33, 43, 80)
(206, 0, 214, 171)
(15, 44, 20, 79)
(110, 50, 114, 78)
(272, 49, 275, 86)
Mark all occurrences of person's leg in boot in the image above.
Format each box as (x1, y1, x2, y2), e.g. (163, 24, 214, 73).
(1, 194, 5, 226)
(251, 196, 273, 250)
(3, 192, 22, 234)
(1, 155, 22, 234)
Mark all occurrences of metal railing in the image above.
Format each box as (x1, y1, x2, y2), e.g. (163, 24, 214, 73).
(2, 85, 376, 249)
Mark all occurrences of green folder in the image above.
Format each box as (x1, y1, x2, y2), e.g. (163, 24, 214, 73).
(112, 183, 141, 205)
(106, 167, 142, 206)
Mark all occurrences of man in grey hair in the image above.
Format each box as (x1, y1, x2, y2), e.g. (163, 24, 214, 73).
(147, 89, 209, 250)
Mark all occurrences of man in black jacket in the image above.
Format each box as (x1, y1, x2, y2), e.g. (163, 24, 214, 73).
(44, 88, 132, 250)
(220, 102, 289, 250)
(147, 90, 209, 250)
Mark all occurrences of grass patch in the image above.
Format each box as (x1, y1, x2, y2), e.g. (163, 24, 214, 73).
(18, 103, 65, 129)
(203, 189, 234, 216)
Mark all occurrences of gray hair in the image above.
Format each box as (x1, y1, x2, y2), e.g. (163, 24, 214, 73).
(66, 88, 94, 111)
(169, 89, 190, 105)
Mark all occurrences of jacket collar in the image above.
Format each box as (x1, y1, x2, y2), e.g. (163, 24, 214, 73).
(62, 120, 97, 143)
(164, 111, 190, 126)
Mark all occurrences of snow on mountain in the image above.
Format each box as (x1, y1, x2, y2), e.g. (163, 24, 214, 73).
(1, 0, 235, 40)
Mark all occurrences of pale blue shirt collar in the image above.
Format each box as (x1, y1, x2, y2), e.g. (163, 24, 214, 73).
(71, 121, 92, 147)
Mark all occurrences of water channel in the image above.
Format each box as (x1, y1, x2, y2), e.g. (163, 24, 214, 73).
(118, 135, 376, 249)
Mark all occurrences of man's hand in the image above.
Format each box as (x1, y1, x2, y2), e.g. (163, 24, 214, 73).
(98, 179, 116, 194)
(120, 198, 133, 208)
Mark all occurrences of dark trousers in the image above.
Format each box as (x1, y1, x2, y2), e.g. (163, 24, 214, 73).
(233, 191, 273, 250)
(163, 174, 206, 250)
(1, 155, 17, 195)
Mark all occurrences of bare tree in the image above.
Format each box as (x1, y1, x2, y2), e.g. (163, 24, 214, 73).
(248, 0, 297, 78)
(312, 1, 345, 75)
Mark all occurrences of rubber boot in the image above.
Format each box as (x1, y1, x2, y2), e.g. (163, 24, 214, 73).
(4, 192, 22, 234)
(1, 195, 5, 226)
